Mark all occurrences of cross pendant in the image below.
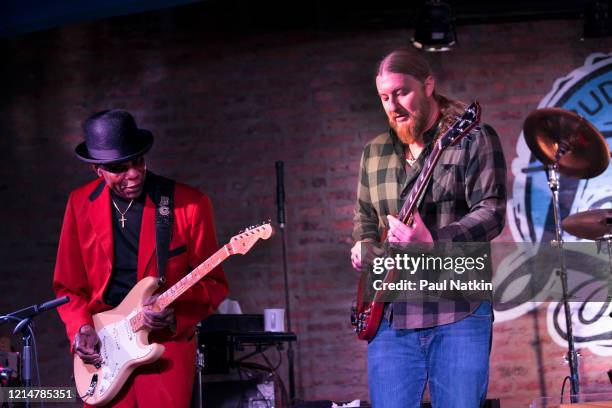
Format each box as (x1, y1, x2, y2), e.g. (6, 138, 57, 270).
(119, 215, 127, 228)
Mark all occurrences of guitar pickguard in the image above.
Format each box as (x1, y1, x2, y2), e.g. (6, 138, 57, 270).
(96, 311, 151, 396)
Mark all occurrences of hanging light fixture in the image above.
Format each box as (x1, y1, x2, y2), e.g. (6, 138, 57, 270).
(583, 0, 612, 38)
(411, 0, 457, 52)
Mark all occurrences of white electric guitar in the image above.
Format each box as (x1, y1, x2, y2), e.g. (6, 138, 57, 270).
(74, 223, 273, 406)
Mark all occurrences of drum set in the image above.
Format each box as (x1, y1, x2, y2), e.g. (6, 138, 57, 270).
(522, 107, 611, 401)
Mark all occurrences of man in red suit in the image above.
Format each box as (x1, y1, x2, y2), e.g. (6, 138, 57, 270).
(53, 109, 228, 407)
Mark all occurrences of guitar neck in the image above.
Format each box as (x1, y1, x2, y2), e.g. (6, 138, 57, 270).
(397, 102, 481, 225)
(398, 143, 443, 224)
(155, 245, 230, 309)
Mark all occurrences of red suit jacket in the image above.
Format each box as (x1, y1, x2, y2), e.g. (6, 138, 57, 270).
(53, 175, 228, 407)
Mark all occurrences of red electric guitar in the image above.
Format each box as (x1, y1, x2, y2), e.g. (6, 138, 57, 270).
(351, 102, 482, 341)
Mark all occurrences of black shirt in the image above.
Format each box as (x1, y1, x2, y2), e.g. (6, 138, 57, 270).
(104, 190, 146, 307)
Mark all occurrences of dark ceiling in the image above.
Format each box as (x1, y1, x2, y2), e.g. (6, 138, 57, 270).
(0, 0, 606, 37)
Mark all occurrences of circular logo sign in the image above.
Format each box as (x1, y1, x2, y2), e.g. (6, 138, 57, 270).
(494, 53, 612, 355)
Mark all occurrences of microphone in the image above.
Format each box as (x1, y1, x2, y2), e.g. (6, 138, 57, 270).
(276, 161, 286, 227)
(1, 296, 70, 323)
(38, 296, 70, 313)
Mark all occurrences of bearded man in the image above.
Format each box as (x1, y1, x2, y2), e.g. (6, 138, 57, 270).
(350, 49, 507, 407)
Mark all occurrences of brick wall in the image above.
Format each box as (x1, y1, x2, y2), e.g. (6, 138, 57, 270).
(1, 6, 610, 407)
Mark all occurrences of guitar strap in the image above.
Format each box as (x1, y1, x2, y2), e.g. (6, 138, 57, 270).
(152, 174, 175, 285)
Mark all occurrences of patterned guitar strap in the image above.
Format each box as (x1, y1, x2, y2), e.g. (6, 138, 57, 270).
(153, 173, 175, 285)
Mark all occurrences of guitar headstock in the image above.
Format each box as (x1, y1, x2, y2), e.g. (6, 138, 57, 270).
(438, 101, 481, 149)
(228, 222, 274, 255)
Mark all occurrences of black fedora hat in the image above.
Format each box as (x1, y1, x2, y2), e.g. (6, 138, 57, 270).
(75, 109, 154, 164)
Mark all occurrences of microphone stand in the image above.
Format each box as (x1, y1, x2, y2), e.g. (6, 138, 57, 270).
(276, 161, 296, 404)
(193, 322, 204, 408)
(1, 296, 70, 408)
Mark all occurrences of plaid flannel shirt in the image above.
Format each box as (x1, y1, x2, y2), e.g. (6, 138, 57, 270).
(352, 123, 507, 329)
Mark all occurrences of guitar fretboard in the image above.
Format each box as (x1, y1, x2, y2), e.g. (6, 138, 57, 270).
(129, 245, 230, 331)
(157, 245, 229, 309)
(398, 143, 443, 224)
(397, 102, 481, 225)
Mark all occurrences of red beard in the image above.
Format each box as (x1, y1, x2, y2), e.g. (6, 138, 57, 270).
(390, 97, 431, 145)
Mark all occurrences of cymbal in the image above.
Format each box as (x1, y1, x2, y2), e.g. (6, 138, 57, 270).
(562, 209, 612, 240)
(523, 108, 609, 178)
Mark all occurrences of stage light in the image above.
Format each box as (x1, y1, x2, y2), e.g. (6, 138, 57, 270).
(583, 0, 612, 38)
(411, 0, 456, 52)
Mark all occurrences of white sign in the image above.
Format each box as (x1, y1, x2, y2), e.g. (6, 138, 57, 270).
(494, 53, 612, 356)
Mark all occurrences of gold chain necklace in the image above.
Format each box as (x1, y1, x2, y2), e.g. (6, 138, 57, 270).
(111, 198, 134, 228)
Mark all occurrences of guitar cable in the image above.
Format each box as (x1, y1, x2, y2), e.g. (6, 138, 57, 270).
(560, 375, 571, 404)
(238, 347, 286, 406)
(231, 345, 287, 408)
(260, 351, 289, 408)
(75, 377, 95, 401)
(235, 362, 281, 408)
(235, 363, 273, 408)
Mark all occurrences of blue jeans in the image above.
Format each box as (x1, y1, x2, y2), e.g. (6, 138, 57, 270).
(367, 301, 492, 408)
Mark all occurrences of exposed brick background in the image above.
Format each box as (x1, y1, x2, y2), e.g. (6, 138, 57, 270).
(0, 4, 611, 407)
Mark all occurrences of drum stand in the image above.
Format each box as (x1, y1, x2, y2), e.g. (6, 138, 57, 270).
(601, 235, 612, 281)
(601, 235, 612, 308)
(546, 164, 580, 401)
(522, 107, 609, 404)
